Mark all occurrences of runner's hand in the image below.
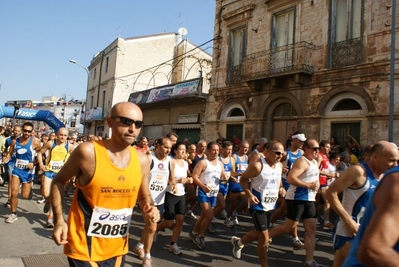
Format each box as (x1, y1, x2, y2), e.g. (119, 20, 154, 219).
(248, 194, 259, 205)
(27, 163, 34, 169)
(201, 185, 211, 193)
(345, 219, 359, 238)
(52, 221, 69, 245)
(142, 203, 160, 223)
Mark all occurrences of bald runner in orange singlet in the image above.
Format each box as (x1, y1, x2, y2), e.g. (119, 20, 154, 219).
(50, 102, 160, 267)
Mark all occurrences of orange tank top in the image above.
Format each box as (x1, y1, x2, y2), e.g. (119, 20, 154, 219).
(65, 140, 142, 261)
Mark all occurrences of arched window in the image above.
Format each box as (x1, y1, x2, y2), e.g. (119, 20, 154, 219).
(228, 108, 245, 117)
(273, 103, 297, 118)
(220, 104, 246, 121)
(332, 99, 362, 111)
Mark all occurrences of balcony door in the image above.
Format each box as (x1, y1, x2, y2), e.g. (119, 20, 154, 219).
(271, 7, 295, 72)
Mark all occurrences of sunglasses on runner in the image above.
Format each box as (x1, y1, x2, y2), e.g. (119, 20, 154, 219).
(112, 116, 144, 128)
(271, 150, 284, 156)
(23, 129, 32, 133)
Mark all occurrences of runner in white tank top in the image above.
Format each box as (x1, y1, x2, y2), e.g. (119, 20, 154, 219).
(230, 140, 286, 267)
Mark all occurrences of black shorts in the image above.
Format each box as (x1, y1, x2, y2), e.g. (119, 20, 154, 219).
(249, 209, 272, 232)
(286, 200, 317, 221)
(68, 255, 125, 267)
(164, 192, 185, 221)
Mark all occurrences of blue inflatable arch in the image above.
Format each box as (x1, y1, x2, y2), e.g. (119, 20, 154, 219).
(0, 106, 65, 132)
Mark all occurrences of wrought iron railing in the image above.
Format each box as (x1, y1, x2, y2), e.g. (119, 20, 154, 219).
(331, 38, 361, 68)
(236, 41, 315, 82)
(229, 65, 242, 85)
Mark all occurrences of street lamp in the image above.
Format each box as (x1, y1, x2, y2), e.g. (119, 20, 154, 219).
(69, 59, 89, 135)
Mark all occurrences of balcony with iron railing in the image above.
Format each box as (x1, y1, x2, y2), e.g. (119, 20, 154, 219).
(230, 41, 315, 84)
(331, 37, 361, 69)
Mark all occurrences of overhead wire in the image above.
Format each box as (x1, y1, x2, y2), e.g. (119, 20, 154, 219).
(115, 38, 215, 80)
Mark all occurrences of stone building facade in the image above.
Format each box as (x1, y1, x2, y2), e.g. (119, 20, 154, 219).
(83, 33, 212, 138)
(204, 0, 399, 149)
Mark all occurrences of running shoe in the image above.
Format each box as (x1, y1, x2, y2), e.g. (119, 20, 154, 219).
(46, 219, 54, 229)
(5, 213, 17, 223)
(221, 209, 227, 219)
(231, 236, 244, 259)
(4, 200, 10, 208)
(169, 243, 182, 255)
(304, 260, 319, 267)
(185, 210, 197, 219)
(208, 222, 216, 234)
(189, 232, 198, 243)
(232, 216, 239, 226)
(43, 203, 50, 213)
(142, 257, 152, 267)
(37, 197, 45, 204)
(224, 218, 234, 228)
(293, 239, 305, 250)
(132, 247, 144, 260)
(195, 235, 205, 249)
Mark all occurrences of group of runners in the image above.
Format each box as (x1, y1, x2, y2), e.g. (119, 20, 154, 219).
(1, 101, 399, 267)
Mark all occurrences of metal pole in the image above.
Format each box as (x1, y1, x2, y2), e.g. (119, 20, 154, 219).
(69, 60, 89, 136)
(389, 0, 397, 142)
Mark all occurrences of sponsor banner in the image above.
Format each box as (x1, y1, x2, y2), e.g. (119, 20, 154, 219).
(128, 78, 200, 104)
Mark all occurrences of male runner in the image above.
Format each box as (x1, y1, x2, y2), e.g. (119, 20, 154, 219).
(37, 127, 73, 228)
(50, 102, 159, 267)
(3, 122, 41, 223)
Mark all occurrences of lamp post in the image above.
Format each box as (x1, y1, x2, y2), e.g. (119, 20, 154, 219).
(388, 0, 397, 142)
(69, 59, 89, 135)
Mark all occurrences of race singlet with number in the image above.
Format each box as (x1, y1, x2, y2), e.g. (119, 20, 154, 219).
(49, 160, 64, 171)
(15, 159, 29, 169)
(149, 174, 166, 192)
(206, 178, 219, 197)
(87, 206, 132, 239)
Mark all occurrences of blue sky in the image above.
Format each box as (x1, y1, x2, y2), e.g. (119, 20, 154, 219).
(0, 0, 216, 105)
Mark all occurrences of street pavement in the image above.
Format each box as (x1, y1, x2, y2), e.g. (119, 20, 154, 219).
(0, 183, 335, 267)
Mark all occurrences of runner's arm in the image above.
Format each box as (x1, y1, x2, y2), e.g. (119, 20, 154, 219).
(2, 139, 16, 163)
(137, 152, 160, 222)
(358, 174, 399, 265)
(51, 142, 95, 224)
(192, 160, 207, 191)
(36, 141, 51, 169)
(287, 157, 317, 189)
(325, 165, 363, 236)
(240, 161, 261, 204)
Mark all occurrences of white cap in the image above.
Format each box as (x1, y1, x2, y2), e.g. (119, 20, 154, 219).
(292, 133, 306, 141)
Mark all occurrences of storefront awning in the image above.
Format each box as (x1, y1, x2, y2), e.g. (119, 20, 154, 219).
(171, 123, 201, 129)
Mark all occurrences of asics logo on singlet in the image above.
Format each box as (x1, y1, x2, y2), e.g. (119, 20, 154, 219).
(98, 212, 127, 221)
(99, 212, 111, 220)
(108, 214, 127, 221)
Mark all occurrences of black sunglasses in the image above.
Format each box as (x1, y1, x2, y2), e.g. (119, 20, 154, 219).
(112, 116, 143, 128)
(23, 129, 32, 133)
(272, 150, 283, 156)
(310, 147, 320, 151)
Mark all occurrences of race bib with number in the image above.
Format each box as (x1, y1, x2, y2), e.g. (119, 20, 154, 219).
(206, 184, 219, 197)
(87, 206, 132, 238)
(15, 159, 29, 169)
(49, 161, 64, 171)
(260, 190, 279, 211)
